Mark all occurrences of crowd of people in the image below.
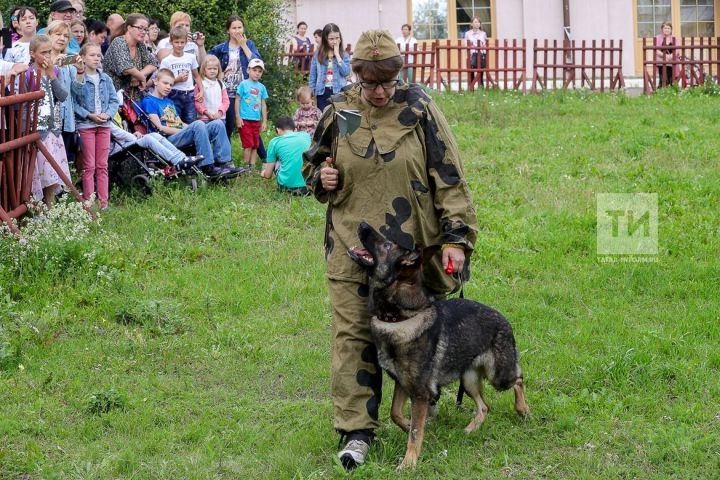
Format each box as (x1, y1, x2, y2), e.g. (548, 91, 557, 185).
(2, 8, 483, 471)
(0, 3, 346, 209)
(0, 2, 493, 209)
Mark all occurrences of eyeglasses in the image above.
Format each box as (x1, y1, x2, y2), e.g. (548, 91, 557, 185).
(359, 80, 400, 91)
(130, 25, 149, 33)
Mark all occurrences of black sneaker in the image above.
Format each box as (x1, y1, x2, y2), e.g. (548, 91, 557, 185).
(176, 156, 201, 171)
(201, 165, 226, 177)
(338, 430, 373, 470)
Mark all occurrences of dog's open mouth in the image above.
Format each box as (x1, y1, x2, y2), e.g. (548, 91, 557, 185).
(348, 246, 374, 266)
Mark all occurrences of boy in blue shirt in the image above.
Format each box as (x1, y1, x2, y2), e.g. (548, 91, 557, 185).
(235, 58, 268, 171)
(260, 116, 310, 196)
(141, 68, 242, 177)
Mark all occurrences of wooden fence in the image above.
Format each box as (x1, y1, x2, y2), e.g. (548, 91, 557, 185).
(434, 39, 527, 92)
(532, 39, 624, 92)
(0, 73, 91, 237)
(283, 38, 622, 94)
(642, 37, 720, 94)
(398, 43, 436, 87)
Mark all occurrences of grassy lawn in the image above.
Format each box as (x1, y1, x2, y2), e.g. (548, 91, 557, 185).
(1, 89, 719, 479)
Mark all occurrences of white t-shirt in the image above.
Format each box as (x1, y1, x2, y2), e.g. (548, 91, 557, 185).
(4, 41, 31, 64)
(159, 52, 199, 91)
(0, 59, 14, 75)
(157, 37, 199, 58)
(86, 73, 102, 113)
(395, 35, 418, 63)
(395, 35, 417, 50)
(224, 48, 244, 98)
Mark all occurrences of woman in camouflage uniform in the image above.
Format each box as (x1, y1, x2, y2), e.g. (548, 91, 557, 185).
(303, 30, 478, 470)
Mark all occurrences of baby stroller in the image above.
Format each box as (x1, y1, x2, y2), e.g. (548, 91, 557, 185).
(110, 91, 207, 195)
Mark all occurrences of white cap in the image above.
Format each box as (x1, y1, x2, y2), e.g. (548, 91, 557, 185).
(248, 58, 265, 71)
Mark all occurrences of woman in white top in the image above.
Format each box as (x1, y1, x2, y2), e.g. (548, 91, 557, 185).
(395, 23, 417, 82)
(463, 17, 487, 87)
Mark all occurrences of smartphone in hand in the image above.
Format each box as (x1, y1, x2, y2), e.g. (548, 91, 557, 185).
(61, 54, 78, 66)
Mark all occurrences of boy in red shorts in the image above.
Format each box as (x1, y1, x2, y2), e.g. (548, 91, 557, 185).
(235, 58, 268, 170)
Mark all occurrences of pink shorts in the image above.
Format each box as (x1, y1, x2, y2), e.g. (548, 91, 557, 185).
(239, 120, 261, 149)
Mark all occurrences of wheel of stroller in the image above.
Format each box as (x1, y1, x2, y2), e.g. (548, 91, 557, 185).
(131, 174, 153, 196)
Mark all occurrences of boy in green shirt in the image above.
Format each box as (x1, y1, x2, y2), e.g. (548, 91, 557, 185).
(261, 116, 310, 195)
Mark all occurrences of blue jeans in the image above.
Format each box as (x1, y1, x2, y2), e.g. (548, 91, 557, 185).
(168, 120, 231, 167)
(169, 89, 197, 124)
(110, 124, 185, 165)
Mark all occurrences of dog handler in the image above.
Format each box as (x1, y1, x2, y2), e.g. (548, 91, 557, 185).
(303, 30, 479, 469)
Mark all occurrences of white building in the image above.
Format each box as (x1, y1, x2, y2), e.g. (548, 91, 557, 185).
(284, 0, 718, 75)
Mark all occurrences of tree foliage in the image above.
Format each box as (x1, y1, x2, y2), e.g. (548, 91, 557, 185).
(1, 0, 297, 118)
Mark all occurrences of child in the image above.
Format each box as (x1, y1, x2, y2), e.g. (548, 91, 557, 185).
(261, 116, 310, 196)
(292, 85, 322, 136)
(195, 55, 229, 123)
(235, 58, 267, 170)
(70, 19, 86, 48)
(0, 26, 28, 81)
(159, 26, 204, 124)
(27, 35, 73, 206)
(4, 6, 38, 64)
(0, 29, 28, 132)
(72, 42, 118, 210)
(140, 68, 241, 178)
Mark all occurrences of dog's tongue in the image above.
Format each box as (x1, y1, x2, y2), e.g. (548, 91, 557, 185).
(349, 246, 373, 263)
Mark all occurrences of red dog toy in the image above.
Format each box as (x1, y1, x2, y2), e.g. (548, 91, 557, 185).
(445, 258, 455, 275)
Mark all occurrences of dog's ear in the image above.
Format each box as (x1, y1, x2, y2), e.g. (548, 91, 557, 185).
(400, 249, 422, 268)
(347, 247, 375, 267)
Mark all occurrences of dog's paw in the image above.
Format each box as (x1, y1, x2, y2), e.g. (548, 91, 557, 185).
(396, 454, 418, 471)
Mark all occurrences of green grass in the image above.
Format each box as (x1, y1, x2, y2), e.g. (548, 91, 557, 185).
(1, 89, 719, 479)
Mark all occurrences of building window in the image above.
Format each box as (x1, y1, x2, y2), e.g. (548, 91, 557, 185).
(680, 0, 715, 36)
(637, 0, 672, 37)
(456, 0, 493, 37)
(412, 0, 448, 40)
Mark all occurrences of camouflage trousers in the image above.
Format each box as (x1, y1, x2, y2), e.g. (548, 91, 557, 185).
(328, 279, 383, 433)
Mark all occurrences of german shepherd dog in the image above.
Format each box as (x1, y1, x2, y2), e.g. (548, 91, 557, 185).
(348, 222, 530, 470)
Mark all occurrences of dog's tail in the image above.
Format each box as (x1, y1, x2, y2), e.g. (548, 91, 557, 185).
(489, 324, 522, 391)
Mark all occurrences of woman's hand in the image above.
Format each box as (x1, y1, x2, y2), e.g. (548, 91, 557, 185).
(53, 54, 66, 67)
(237, 33, 247, 49)
(194, 32, 205, 47)
(320, 157, 338, 191)
(442, 247, 465, 276)
(333, 43, 341, 59)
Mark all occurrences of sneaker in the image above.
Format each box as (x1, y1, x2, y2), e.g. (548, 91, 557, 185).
(201, 165, 226, 177)
(176, 155, 204, 170)
(218, 163, 244, 174)
(338, 432, 372, 470)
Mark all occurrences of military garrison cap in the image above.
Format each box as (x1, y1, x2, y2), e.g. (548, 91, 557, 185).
(353, 30, 401, 61)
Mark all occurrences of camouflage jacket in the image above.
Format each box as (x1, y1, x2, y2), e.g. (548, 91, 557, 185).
(302, 83, 478, 293)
